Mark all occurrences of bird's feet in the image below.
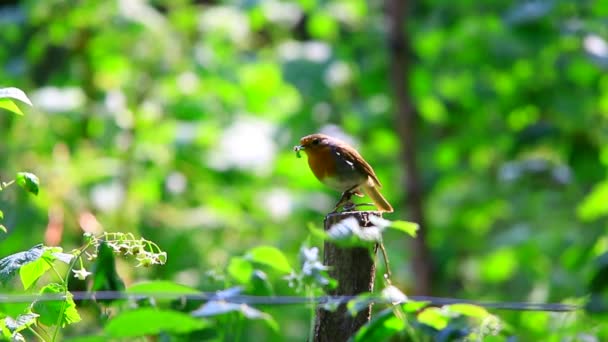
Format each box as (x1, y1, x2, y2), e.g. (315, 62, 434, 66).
(331, 190, 354, 213)
(331, 190, 376, 213)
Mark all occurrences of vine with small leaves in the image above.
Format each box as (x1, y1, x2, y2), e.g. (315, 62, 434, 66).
(0, 233, 167, 341)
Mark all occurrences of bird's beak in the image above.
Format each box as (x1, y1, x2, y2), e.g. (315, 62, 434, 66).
(293, 145, 304, 158)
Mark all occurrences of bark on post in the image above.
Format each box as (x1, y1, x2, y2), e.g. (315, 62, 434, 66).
(313, 210, 380, 342)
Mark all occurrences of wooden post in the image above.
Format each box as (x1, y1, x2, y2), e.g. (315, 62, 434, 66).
(313, 210, 380, 342)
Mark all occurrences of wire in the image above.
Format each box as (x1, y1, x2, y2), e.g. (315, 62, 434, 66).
(0, 291, 582, 312)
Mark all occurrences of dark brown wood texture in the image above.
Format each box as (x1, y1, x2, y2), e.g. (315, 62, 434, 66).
(313, 211, 379, 342)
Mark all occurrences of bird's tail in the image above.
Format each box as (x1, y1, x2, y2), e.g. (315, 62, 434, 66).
(362, 184, 393, 213)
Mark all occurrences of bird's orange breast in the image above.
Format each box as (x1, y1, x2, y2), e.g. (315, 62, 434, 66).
(306, 145, 336, 182)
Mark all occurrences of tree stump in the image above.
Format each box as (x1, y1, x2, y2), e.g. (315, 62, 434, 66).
(313, 210, 381, 342)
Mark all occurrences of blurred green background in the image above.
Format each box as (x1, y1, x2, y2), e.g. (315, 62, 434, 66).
(1, 0, 608, 339)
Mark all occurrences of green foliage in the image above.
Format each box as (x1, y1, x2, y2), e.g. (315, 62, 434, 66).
(0, 87, 32, 116)
(0, 244, 45, 286)
(1, 0, 608, 340)
(245, 246, 293, 274)
(104, 308, 208, 338)
(310, 216, 418, 247)
(15, 172, 39, 196)
(32, 284, 81, 327)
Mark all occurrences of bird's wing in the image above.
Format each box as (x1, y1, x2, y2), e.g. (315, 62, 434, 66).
(338, 143, 383, 187)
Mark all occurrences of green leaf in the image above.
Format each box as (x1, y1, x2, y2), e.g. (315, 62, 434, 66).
(369, 216, 418, 238)
(307, 11, 339, 40)
(18, 246, 71, 290)
(401, 300, 429, 313)
(388, 221, 419, 238)
(0, 225, 6, 234)
(250, 270, 274, 296)
(346, 293, 375, 316)
(0, 210, 3, 219)
(246, 246, 292, 274)
(445, 303, 489, 319)
(0, 319, 11, 340)
(19, 255, 51, 290)
(0, 99, 23, 115)
(32, 284, 81, 327)
(0, 87, 33, 106)
(227, 257, 253, 284)
(15, 172, 39, 196)
(578, 180, 608, 221)
(417, 307, 448, 330)
(354, 308, 405, 342)
(105, 308, 208, 338)
(0, 244, 45, 285)
(127, 280, 199, 298)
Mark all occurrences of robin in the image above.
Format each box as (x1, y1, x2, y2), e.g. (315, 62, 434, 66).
(294, 133, 393, 213)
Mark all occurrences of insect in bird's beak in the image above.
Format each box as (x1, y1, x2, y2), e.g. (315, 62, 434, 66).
(293, 145, 304, 158)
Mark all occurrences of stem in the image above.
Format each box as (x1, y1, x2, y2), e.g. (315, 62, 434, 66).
(0, 180, 15, 190)
(28, 326, 47, 342)
(50, 241, 95, 342)
(307, 285, 315, 342)
(378, 241, 392, 284)
(233, 313, 243, 342)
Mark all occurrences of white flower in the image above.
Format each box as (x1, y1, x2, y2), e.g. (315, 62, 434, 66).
(73, 268, 92, 280)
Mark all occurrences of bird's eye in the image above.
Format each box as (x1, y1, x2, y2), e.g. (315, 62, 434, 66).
(312, 138, 320, 145)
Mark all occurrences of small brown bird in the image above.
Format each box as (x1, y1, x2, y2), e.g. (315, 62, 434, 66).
(294, 133, 393, 213)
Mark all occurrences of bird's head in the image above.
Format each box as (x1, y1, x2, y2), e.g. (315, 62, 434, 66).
(293, 133, 333, 158)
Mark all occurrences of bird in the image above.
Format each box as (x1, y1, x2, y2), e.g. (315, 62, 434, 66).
(294, 133, 393, 213)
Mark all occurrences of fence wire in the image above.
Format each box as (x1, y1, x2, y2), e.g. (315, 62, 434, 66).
(0, 291, 581, 312)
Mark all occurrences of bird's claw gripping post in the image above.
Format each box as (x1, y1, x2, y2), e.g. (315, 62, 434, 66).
(332, 189, 357, 213)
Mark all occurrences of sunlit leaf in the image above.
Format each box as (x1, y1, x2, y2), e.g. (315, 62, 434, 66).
(385, 219, 419, 238)
(0, 88, 32, 116)
(15, 172, 39, 196)
(0, 87, 33, 106)
(346, 293, 375, 316)
(32, 284, 81, 327)
(402, 300, 429, 313)
(127, 280, 199, 296)
(354, 308, 405, 342)
(227, 257, 254, 284)
(480, 248, 517, 283)
(445, 303, 489, 319)
(417, 307, 448, 330)
(0, 99, 23, 115)
(246, 246, 292, 274)
(105, 308, 208, 338)
(578, 180, 608, 221)
(19, 254, 51, 290)
(126, 280, 200, 302)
